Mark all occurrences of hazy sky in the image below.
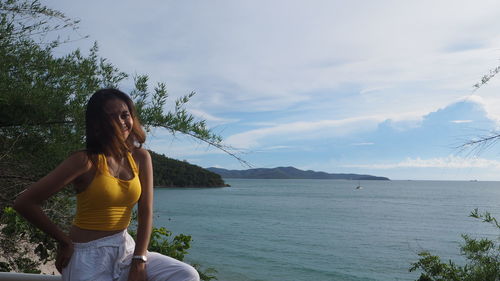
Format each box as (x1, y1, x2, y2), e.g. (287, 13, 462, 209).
(47, 0, 500, 180)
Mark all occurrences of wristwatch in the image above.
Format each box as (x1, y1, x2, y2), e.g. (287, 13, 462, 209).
(132, 255, 148, 262)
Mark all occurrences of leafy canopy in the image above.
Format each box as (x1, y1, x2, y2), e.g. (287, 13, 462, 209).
(410, 209, 500, 281)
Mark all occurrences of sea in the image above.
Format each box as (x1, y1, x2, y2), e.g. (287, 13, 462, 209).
(152, 179, 500, 281)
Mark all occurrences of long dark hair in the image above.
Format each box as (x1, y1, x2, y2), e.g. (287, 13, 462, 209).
(85, 88, 146, 160)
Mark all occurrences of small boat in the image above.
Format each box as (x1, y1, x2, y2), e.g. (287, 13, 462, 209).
(355, 180, 363, 189)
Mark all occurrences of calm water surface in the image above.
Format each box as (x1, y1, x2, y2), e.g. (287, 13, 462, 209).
(152, 179, 500, 281)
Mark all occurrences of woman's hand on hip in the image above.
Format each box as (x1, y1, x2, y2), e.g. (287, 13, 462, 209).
(128, 260, 147, 281)
(55, 240, 74, 273)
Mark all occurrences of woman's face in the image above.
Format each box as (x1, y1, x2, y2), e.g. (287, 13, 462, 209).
(104, 98, 133, 140)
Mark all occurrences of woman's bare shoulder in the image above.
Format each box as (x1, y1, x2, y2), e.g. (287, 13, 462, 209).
(131, 148, 151, 166)
(67, 151, 93, 169)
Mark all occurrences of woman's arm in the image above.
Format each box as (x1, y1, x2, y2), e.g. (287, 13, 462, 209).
(13, 151, 91, 271)
(128, 148, 154, 280)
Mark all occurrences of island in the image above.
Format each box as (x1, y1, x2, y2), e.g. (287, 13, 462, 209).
(150, 151, 229, 187)
(207, 166, 389, 180)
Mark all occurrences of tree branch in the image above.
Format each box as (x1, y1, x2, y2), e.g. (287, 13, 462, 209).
(156, 124, 252, 168)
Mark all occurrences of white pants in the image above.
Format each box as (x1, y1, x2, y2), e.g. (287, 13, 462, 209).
(62, 230, 200, 281)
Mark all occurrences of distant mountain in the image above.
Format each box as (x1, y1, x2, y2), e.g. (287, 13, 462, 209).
(207, 166, 389, 180)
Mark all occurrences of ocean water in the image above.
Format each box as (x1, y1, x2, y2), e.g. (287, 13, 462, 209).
(152, 179, 500, 281)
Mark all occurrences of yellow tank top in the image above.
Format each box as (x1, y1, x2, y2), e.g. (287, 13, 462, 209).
(73, 152, 141, 231)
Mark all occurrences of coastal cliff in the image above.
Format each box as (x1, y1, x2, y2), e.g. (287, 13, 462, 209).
(150, 151, 228, 187)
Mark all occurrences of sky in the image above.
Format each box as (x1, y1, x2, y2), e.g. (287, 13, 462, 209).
(45, 0, 500, 180)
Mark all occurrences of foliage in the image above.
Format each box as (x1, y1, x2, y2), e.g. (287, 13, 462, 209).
(0, 207, 46, 273)
(128, 218, 217, 281)
(150, 151, 227, 187)
(129, 227, 191, 262)
(410, 209, 500, 281)
(0, 0, 223, 276)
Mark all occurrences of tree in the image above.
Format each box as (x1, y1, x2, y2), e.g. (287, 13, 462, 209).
(409, 55, 500, 281)
(457, 64, 500, 153)
(410, 209, 500, 281)
(0, 0, 224, 278)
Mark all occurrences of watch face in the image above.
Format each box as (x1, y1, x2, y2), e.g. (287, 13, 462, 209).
(133, 255, 147, 262)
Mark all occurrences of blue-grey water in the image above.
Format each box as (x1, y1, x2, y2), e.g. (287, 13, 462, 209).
(152, 179, 500, 281)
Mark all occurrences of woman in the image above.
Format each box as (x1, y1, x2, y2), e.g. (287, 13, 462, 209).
(13, 89, 200, 281)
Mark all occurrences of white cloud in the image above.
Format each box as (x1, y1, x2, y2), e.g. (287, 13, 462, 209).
(48, 0, 500, 118)
(351, 142, 375, 146)
(258, 145, 293, 151)
(342, 155, 500, 169)
(451, 120, 473, 124)
(225, 116, 383, 149)
(188, 109, 238, 125)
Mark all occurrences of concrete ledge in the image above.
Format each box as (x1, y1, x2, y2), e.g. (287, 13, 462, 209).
(0, 272, 61, 280)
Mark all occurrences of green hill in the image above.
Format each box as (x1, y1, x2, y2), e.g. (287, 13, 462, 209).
(150, 151, 228, 187)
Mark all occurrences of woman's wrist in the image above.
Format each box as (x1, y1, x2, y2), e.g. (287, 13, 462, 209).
(131, 258, 147, 269)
